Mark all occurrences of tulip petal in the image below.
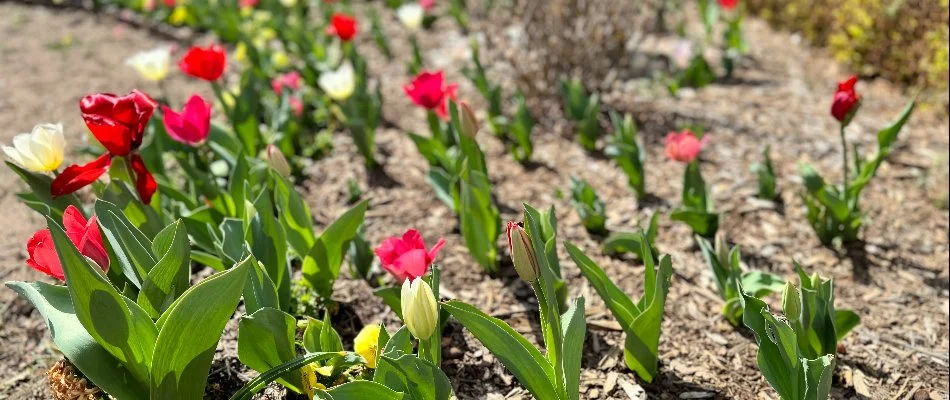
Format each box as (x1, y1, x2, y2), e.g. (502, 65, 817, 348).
(129, 153, 157, 204)
(26, 229, 65, 280)
(392, 249, 429, 282)
(51, 154, 112, 198)
(426, 238, 446, 264)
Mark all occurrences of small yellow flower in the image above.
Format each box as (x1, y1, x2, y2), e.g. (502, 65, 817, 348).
(234, 42, 248, 63)
(168, 5, 190, 25)
(3, 123, 65, 173)
(271, 51, 291, 69)
(354, 324, 382, 368)
(126, 47, 172, 82)
(300, 364, 326, 399)
(401, 278, 438, 340)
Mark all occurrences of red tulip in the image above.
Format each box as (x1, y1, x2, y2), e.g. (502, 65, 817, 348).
(51, 154, 112, 198)
(26, 205, 110, 281)
(403, 70, 458, 120)
(419, 0, 434, 11)
(271, 71, 302, 95)
(718, 0, 738, 10)
(289, 97, 304, 117)
(129, 153, 157, 204)
(179, 45, 227, 82)
(162, 94, 211, 146)
(665, 130, 708, 163)
(328, 13, 357, 41)
(239, 0, 258, 7)
(80, 90, 157, 157)
(375, 229, 446, 282)
(831, 75, 860, 123)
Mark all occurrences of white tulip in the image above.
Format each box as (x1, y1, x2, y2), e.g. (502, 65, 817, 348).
(3, 123, 66, 173)
(396, 3, 425, 31)
(126, 47, 172, 82)
(400, 277, 438, 340)
(318, 61, 356, 101)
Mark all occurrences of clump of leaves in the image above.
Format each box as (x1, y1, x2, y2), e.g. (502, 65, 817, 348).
(569, 176, 608, 235)
(559, 78, 601, 151)
(751, 145, 778, 201)
(697, 236, 784, 326)
(605, 112, 646, 200)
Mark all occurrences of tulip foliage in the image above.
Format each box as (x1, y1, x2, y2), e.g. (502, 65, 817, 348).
(698, 236, 784, 326)
(751, 145, 778, 201)
(569, 176, 608, 235)
(566, 234, 672, 383)
(801, 76, 915, 245)
(605, 112, 647, 200)
(667, 130, 719, 238)
(560, 78, 602, 152)
(444, 204, 587, 400)
(740, 264, 860, 400)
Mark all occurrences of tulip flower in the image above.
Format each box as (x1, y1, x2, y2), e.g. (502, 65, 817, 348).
(396, 3, 425, 30)
(718, 0, 738, 10)
(401, 277, 438, 340)
(271, 71, 302, 96)
(239, 0, 257, 8)
(125, 47, 172, 82)
(459, 101, 478, 138)
(265, 144, 292, 177)
(506, 221, 540, 282)
(317, 61, 356, 101)
(26, 205, 110, 281)
(664, 130, 707, 163)
(178, 44, 227, 82)
(831, 75, 860, 124)
(52, 90, 158, 203)
(162, 94, 211, 146)
(3, 123, 65, 173)
(419, 0, 434, 11)
(79, 90, 156, 157)
(374, 228, 445, 282)
(328, 13, 357, 42)
(354, 324, 381, 368)
(403, 70, 458, 119)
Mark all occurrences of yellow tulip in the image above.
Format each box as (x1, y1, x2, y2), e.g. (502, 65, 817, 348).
(354, 324, 381, 368)
(125, 47, 172, 82)
(401, 278, 438, 340)
(168, 5, 190, 25)
(271, 51, 291, 69)
(3, 123, 65, 173)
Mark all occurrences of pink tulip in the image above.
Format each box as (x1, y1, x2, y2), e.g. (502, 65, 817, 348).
(419, 0, 434, 10)
(375, 229, 446, 282)
(665, 130, 707, 163)
(271, 71, 302, 96)
(162, 94, 211, 146)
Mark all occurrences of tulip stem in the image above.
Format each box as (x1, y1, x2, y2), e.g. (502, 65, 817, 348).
(839, 125, 849, 203)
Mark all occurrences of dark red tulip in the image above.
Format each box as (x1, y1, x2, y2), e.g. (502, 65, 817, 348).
(831, 75, 860, 123)
(328, 13, 357, 42)
(51, 154, 112, 198)
(179, 44, 227, 82)
(80, 90, 157, 157)
(129, 153, 157, 204)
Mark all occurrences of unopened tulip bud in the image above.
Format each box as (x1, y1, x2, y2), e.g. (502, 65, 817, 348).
(266, 144, 291, 177)
(460, 101, 479, 138)
(506, 221, 540, 282)
(401, 277, 438, 340)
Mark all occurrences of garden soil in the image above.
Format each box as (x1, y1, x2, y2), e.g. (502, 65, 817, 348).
(1, 2, 947, 399)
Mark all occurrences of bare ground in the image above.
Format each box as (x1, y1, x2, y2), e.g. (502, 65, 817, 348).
(1, 2, 948, 399)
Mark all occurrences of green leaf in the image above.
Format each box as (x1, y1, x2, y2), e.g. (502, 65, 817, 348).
(48, 215, 158, 384)
(320, 381, 406, 400)
(272, 173, 316, 258)
(137, 221, 191, 318)
(458, 166, 499, 273)
(560, 297, 586, 400)
(238, 307, 306, 393)
(670, 208, 719, 238)
(375, 286, 404, 320)
(228, 352, 363, 400)
(5, 161, 82, 220)
(217, 218, 248, 264)
(249, 189, 290, 310)
(96, 199, 159, 288)
(623, 255, 672, 383)
(6, 282, 147, 399)
(833, 309, 860, 341)
(100, 181, 165, 237)
(373, 353, 452, 400)
(601, 232, 649, 259)
(442, 300, 559, 400)
(302, 200, 369, 298)
(302, 317, 323, 353)
(740, 271, 785, 298)
(150, 257, 251, 399)
(382, 326, 414, 356)
(565, 242, 639, 329)
(320, 311, 344, 353)
(243, 256, 279, 314)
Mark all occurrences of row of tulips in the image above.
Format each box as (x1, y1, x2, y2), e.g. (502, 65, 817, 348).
(2, 1, 918, 399)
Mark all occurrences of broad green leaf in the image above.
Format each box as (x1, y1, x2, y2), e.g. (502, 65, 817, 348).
(228, 352, 363, 400)
(6, 282, 147, 399)
(137, 221, 191, 318)
(320, 312, 344, 353)
(96, 199, 158, 288)
(302, 200, 368, 298)
(374, 353, 452, 400)
(5, 161, 82, 220)
(523, 205, 564, 392)
(49, 216, 157, 384)
(243, 257, 279, 314)
(602, 232, 649, 259)
(566, 242, 639, 329)
(442, 300, 559, 400)
(319, 381, 406, 400)
(218, 218, 248, 265)
(100, 182, 165, 237)
(302, 317, 323, 353)
(833, 309, 860, 341)
(740, 271, 785, 298)
(560, 297, 586, 400)
(623, 255, 672, 383)
(238, 307, 306, 393)
(249, 189, 290, 310)
(458, 167, 499, 273)
(150, 257, 251, 399)
(272, 173, 315, 258)
(670, 208, 719, 238)
(803, 355, 836, 400)
(382, 326, 413, 356)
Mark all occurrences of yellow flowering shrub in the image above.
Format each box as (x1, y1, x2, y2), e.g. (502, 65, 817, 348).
(748, 0, 949, 106)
